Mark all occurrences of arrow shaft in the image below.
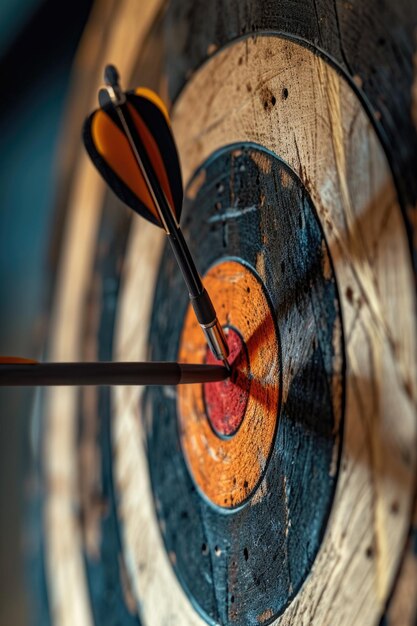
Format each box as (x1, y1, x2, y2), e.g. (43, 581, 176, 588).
(115, 100, 203, 296)
(102, 73, 230, 365)
(112, 99, 230, 364)
(0, 361, 229, 387)
(117, 105, 172, 233)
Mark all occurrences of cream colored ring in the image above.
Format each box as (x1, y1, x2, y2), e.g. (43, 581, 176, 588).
(44, 33, 417, 626)
(113, 36, 416, 626)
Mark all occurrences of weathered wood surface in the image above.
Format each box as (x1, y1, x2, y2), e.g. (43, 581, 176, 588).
(146, 149, 343, 623)
(111, 36, 417, 625)
(42, 0, 166, 625)
(165, 0, 417, 270)
(382, 497, 417, 625)
(177, 258, 282, 510)
(32, 1, 417, 625)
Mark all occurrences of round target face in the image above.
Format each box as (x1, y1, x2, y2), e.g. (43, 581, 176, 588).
(146, 145, 343, 623)
(29, 4, 417, 626)
(110, 37, 416, 626)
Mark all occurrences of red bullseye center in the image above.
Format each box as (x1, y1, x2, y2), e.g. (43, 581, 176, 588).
(203, 328, 250, 437)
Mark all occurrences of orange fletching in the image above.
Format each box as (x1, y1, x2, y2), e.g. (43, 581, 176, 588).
(128, 102, 176, 212)
(0, 356, 38, 364)
(91, 110, 159, 222)
(134, 87, 170, 124)
(84, 87, 183, 228)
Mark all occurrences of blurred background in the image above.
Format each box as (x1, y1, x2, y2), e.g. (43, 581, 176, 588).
(0, 1, 93, 623)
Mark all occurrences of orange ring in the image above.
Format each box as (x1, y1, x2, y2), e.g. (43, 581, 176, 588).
(177, 260, 280, 508)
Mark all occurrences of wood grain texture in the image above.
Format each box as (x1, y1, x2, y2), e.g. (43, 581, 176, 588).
(381, 497, 417, 625)
(111, 36, 416, 625)
(178, 259, 280, 510)
(76, 194, 137, 624)
(165, 0, 417, 268)
(42, 1, 165, 625)
(146, 146, 343, 623)
(34, 3, 417, 625)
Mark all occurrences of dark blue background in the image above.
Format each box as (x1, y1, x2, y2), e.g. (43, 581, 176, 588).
(0, 2, 92, 623)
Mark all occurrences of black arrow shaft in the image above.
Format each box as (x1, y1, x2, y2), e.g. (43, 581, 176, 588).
(0, 362, 229, 387)
(116, 99, 203, 296)
(113, 98, 229, 364)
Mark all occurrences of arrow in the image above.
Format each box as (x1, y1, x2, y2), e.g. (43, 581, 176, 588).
(0, 358, 229, 386)
(83, 65, 230, 370)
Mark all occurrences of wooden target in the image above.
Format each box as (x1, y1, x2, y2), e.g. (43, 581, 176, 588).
(26, 1, 417, 625)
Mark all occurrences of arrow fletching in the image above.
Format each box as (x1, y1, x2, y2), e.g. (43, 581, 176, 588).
(81, 65, 230, 367)
(83, 87, 183, 227)
(0, 356, 38, 364)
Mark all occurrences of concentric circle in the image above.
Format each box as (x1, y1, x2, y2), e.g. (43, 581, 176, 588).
(145, 143, 343, 624)
(178, 260, 280, 508)
(40, 28, 417, 626)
